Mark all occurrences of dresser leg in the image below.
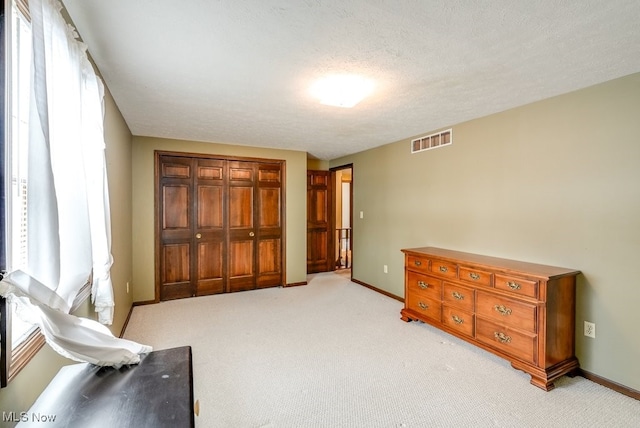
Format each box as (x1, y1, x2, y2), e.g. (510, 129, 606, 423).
(401, 308, 422, 322)
(565, 367, 580, 378)
(529, 375, 556, 391)
(512, 358, 580, 391)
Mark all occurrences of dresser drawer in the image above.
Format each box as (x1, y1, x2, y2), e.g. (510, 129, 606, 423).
(429, 259, 458, 279)
(476, 318, 537, 364)
(406, 255, 430, 274)
(406, 294, 441, 323)
(495, 274, 538, 299)
(459, 266, 493, 287)
(442, 305, 474, 338)
(442, 282, 474, 312)
(476, 291, 537, 333)
(407, 271, 442, 300)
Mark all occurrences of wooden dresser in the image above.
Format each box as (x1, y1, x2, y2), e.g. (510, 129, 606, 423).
(401, 247, 580, 391)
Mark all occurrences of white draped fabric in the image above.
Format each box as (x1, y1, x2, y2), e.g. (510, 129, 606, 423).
(0, 0, 151, 366)
(1, 272, 151, 366)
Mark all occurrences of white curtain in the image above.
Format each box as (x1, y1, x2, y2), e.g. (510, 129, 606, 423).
(1, 272, 150, 366)
(0, 0, 151, 366)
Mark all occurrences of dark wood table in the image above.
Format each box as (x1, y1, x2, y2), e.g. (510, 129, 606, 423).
(19, 346, 194, 427)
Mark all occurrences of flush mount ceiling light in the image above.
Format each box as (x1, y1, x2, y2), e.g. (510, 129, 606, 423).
(310, 74, 374, 108)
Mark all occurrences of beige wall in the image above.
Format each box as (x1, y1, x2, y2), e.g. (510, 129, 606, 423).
(104, 91, 135, 333)
(330, 72, 640, 392)
(0, 88, 134, 414)
(307, 158, 329, 171)
(131, 137, 308, 302)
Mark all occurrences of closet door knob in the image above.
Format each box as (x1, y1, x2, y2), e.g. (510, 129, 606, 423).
(249, 232, 255, 237)
(195, 233, 202, 239)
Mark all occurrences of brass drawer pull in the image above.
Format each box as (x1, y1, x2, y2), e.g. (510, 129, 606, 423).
(452, 291, 464, 300)
(417, 280, 428, 289)
(439, 266, 448, 273)
(414, 260, 422, 266)
(418, 301, 429, 310)
(507, 281, 521, 290)
(452, 315, 464, 325)
(469, 272, 480, 280)
(494, 332, 512, 344)
(494, 304, 512, 316)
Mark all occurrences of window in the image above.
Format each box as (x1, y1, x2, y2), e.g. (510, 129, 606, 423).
(1, 0, 46, 387)
(0, 1, 5, 386)
(8, 0, 35, 351)
(2, 0, 120, 387)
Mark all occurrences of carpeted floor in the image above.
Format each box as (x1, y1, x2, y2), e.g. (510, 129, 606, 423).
(124, 272, 639, 427)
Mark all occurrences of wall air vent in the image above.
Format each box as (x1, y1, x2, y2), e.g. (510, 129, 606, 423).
(411, 129, 452, 153)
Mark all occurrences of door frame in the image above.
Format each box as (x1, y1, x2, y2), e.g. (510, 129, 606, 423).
(329, 163, 353, 275)
(154, 150, 287, 302)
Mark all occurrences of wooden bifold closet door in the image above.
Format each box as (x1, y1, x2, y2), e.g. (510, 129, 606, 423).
(156, 152, 284, 301)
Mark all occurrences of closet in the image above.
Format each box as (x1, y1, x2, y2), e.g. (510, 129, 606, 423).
(156, 152, 284, 301)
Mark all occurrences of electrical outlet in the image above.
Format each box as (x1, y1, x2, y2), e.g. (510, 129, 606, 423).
(584, 321, 596, 338)
(383, 265, 388, 274)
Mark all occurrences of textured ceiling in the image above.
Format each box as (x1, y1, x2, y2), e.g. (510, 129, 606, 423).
(61, 0, 640, 160)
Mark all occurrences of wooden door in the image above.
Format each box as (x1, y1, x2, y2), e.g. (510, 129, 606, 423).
(194, 158, 226, 296)
(307, 170, 332, 273)
(157, 153, 283, 301)
(228, 161, 256, 292)
(158, 155, 196, 300)
(256, 163, 284, 289)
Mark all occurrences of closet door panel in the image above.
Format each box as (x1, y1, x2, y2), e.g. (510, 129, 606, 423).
(161, 243, 191, 300)
(229, 240, 255, 292)
(196, 241, 224, 295)
(228, 161, 257, 292)
(258, 188, 280, 228)
(257, 238, 281, 288)
(159, 156, 195, 300)
(194, 158, 226, 296)
(197, 186, 223, 229)
(157, 154, 284, 300)
(257, 163, 283, 287)
(229, 187, 253, 228)
(163, 185, 190, 229)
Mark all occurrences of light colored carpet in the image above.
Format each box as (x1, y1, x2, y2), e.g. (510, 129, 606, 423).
(124, 272, 639, 427)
